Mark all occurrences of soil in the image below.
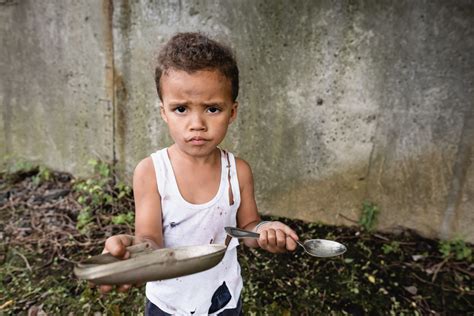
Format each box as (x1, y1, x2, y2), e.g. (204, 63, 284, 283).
(0, 167, 472, 315)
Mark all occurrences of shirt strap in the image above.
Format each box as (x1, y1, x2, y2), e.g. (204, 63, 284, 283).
(222, 149, 234, 206)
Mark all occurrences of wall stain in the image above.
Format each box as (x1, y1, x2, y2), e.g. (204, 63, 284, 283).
(114, 0, 132, 176)
(102, 0, 115, 169)
(440, 108, 474, 239)
(115, 70, 128, 171)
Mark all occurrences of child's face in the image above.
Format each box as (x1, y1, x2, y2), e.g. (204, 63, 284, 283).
(160, 69, 238, 157)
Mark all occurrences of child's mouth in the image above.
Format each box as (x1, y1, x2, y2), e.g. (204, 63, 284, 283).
(188, 137, 208, 145)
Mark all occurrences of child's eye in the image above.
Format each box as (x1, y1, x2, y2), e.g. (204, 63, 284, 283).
(207, 106, 221, 114)
(174, 106, 187, 114)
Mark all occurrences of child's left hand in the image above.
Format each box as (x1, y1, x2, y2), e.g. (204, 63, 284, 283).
(255, 221, 299, 253)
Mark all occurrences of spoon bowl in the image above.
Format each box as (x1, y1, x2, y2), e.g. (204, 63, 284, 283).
(296, 239, 346, 257)
(225, 227, 346, 258)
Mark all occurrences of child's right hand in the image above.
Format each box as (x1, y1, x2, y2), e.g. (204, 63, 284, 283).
(95, 234, 134, 293)
(254, 221, 299, 253)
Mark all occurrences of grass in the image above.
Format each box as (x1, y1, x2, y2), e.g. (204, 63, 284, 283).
(0, 165, 473, 315)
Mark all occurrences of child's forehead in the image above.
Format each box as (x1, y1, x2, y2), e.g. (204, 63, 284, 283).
(161, 69, 233, 101)
(163, 68, 225, 81)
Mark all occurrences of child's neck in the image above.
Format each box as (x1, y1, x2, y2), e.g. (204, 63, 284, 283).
(167, 145, 223, 205)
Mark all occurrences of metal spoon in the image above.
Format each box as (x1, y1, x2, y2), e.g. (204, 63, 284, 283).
(224, 227, 346, 258)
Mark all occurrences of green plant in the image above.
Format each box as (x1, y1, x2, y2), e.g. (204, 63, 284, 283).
(73, 160, 135, 233)
(439, 238, 472, 261)
(115, 181, 132, 200)
(9, 161, 35, 173)
(111, 212, 134, 225)
(73, 160, 115, 233)
(88, 159, 111, 178)
(359, 201, 379, 231)
(382, 241, 401, 254)
(32, 166, 52, 185)
(74, 160, 114, 208)
(74, 178, 113, 206)
(76, 206, 94, 234)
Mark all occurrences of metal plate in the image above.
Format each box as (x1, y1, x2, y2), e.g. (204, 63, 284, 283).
(74, 243, 227, 285)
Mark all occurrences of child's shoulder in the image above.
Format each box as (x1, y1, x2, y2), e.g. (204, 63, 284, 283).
(234, 156, 251, 171)
(133, 157, 156, 185)
(132, 156, 161, 195)
(134, 156, 154, 174)
(233, 156, 254, 188)
(134, 148, 165, 176)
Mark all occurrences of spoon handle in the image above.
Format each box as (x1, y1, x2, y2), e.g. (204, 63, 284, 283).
(225, 227, 260, 239)
(295, 239, 305, 249)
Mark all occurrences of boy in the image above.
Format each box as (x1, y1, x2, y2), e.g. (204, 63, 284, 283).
(100, 32, 299, 315)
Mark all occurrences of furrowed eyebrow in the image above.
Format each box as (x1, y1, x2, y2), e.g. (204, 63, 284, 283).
(203, 102, 225, 107)
(166, 101, 226, 108)
(168, 101, 189, 107)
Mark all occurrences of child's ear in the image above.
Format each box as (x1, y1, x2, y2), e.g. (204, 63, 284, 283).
(160, 103, 168, 123)
(229, 102, 239, 124)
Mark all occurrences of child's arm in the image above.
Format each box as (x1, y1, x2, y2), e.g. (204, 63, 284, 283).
(133, 157, 164, 249)
(98, 157, 163, 293)
(235, 158, 298, 253)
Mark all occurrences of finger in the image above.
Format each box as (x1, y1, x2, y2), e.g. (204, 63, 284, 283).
(275, 229, 286, 249)
(258, 230, 268, 248)
(99, 285, 113, 294)
(117, 284, 131, 293)
(117, 234, 135, 247)
(267, 229, 277, 246)
(273, 222, 299, 241)
(105, 235, 132, 258)
(286, 236, 297, 251)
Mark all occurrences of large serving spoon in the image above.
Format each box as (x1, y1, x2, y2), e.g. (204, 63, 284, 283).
(224, 227, 346, 258)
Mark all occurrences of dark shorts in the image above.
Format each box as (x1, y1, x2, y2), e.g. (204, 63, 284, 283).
(145, 296, 243, 316)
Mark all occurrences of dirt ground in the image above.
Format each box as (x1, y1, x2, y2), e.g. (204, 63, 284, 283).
(0, 166, 473, 315)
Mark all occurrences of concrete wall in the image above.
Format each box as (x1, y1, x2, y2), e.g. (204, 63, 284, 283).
(1, 0, 473, 241)
(0, 0, 115, 173)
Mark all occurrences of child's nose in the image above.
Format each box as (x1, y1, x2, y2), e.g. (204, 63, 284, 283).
(189, 113, 206, 131)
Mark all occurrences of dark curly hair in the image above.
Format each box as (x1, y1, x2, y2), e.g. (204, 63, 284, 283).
(155, 32, 239, 102)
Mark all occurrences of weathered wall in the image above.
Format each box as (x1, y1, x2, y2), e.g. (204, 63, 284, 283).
(0, 0, 114, 174)
(1, 0, 473, 241)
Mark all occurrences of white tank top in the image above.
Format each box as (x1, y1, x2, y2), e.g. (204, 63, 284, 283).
(146, 148, 243, 315)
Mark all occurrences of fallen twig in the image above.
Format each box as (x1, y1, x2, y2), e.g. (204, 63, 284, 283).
(11, 248, 32, 272)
